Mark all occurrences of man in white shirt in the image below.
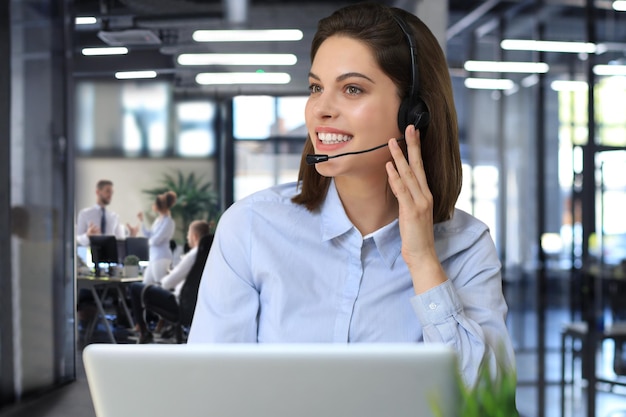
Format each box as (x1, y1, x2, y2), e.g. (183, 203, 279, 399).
(76, 179, 139, 327)
(76, 179, 138, 246)
(129, 220, 212, 343)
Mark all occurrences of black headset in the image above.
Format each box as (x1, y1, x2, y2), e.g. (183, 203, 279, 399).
(391, 13, 431, 134)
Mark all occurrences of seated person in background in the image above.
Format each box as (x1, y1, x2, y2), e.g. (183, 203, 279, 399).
(129, 220, 212, 344)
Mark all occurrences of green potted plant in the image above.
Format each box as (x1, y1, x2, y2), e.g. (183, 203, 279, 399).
(142, 170, 220, 245)
(123, 254, 140, 277)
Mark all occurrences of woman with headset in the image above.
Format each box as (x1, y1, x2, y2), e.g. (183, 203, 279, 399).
(189, 2, 515, 387)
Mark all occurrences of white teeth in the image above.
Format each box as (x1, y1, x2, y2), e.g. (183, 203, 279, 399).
(318, 132, 353, 144)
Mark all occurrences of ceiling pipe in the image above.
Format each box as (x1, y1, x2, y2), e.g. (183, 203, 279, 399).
(446, 0, 501, 41)
(223, 0, 249, 25)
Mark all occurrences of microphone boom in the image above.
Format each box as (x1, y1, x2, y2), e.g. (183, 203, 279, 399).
(305, 137, 405, 165)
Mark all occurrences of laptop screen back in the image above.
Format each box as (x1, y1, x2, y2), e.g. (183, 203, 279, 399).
(83, 343, 460, 417)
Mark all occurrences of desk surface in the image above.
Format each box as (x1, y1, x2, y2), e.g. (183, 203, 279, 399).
(77, 275, 142, 284)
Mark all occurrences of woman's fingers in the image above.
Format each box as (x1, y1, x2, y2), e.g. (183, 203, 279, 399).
(387, 125, 431, 207)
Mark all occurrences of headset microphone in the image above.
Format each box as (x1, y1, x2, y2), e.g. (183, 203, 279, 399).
(305, 137, 406, 165)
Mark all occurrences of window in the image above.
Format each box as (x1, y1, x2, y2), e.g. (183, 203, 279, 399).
(74, 80, 217, 158)
(232, 95, 308, 200)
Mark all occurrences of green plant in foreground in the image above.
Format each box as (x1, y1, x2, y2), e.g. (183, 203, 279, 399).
(431, 353, 518, 417)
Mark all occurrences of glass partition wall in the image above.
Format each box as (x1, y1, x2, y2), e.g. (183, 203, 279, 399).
(450, 2, 626, 416)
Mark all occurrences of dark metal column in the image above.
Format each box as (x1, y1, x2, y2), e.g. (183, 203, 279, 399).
(534, 2, 548, 415)
(582, 2, 598, 416)
(0, 0, 15, 406)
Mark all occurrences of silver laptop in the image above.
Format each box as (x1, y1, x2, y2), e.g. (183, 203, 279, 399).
(83, 343, 460, 417)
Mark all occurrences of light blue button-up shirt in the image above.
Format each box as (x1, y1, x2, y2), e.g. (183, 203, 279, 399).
(189, 180, 515, 384)
(142, 215, 175, 261)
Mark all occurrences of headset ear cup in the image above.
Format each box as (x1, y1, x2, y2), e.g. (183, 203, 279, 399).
(397, 98, 430, 133)
(397, 98, 412, 133)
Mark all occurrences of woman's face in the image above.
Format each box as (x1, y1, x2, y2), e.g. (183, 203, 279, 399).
(305, 35, 403, 178)
(187, 228, 196, 248)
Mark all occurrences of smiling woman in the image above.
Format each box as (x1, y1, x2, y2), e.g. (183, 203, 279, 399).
(187, 2, 516, 392)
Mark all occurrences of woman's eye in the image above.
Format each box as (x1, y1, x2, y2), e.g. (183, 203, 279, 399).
(308, 84, 322, 94)
(345, 85, 362, 95)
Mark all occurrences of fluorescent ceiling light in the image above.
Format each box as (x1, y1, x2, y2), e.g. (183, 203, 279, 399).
(193, 29, 303, 42)
(115, 70, 157, 80)
(75, 16, 97, 25)
(501, 39, 596, 53)
(614, 1, 626, 11)
(464, 60, 549, 73)
(195, 72, 291, 85)
(550, 80, 588, 91)
(82, 47, 128, 56)
(593, 64, 626, 76)
(464, 78, 515, 90)
(178, 53, 297, 66)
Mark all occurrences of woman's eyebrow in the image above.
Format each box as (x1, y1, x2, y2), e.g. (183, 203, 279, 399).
(308, 71, 375, 84)
(336, 72, 374, 83)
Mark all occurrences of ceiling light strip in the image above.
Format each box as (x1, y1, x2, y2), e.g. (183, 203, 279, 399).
(464, 60, 549, 73)
(82, 47, 128, 56)
(115, 71, 158, 80)
(193, 29, 303, 42)
(501, 39, 596, 53)
(614, 1, 626, 11)
(195, 72, 291, 85)
(75, 16, 97, 25)
(593, 64, 626, 76)
(464, 78, 515, 90)
(178, 53, 297, 66)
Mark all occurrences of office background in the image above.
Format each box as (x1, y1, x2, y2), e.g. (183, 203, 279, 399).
(2, 1, 626, 416)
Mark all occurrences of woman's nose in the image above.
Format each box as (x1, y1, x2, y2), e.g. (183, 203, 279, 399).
(310, 92, 338, 120)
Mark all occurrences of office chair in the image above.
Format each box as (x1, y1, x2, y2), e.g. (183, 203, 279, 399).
(560, 275, 626, 417)
(141, 234, 213, 343)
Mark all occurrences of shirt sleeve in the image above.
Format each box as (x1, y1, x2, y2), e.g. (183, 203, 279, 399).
(111, 212, 126, 240)
(76, 208, 91, 246)
(141, 222, 151, 238)
(160, 247, 197, 290)
(409, 228, 515, 387)
(188, 203, 259, 343)
(147, 216, 175, 247)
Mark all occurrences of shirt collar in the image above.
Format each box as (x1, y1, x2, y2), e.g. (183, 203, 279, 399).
(319, 180, 402, 268)
(370, 219, 403, 268)
(319, 180, 353, 241)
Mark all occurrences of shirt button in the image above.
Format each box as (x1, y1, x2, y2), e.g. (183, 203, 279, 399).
(428, 302, 437, 310)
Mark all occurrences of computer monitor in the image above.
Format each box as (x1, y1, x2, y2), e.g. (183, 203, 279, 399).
(89, 235, 119, 277)
(125, 237, 149, 262)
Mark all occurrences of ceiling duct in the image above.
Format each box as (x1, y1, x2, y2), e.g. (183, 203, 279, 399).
(118, 0, 223, 14)
(97, 28, 162, 46)
(223, 0, 249, 24)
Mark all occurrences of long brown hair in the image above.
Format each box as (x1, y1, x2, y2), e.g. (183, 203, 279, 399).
(291, 3, 462, 224)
